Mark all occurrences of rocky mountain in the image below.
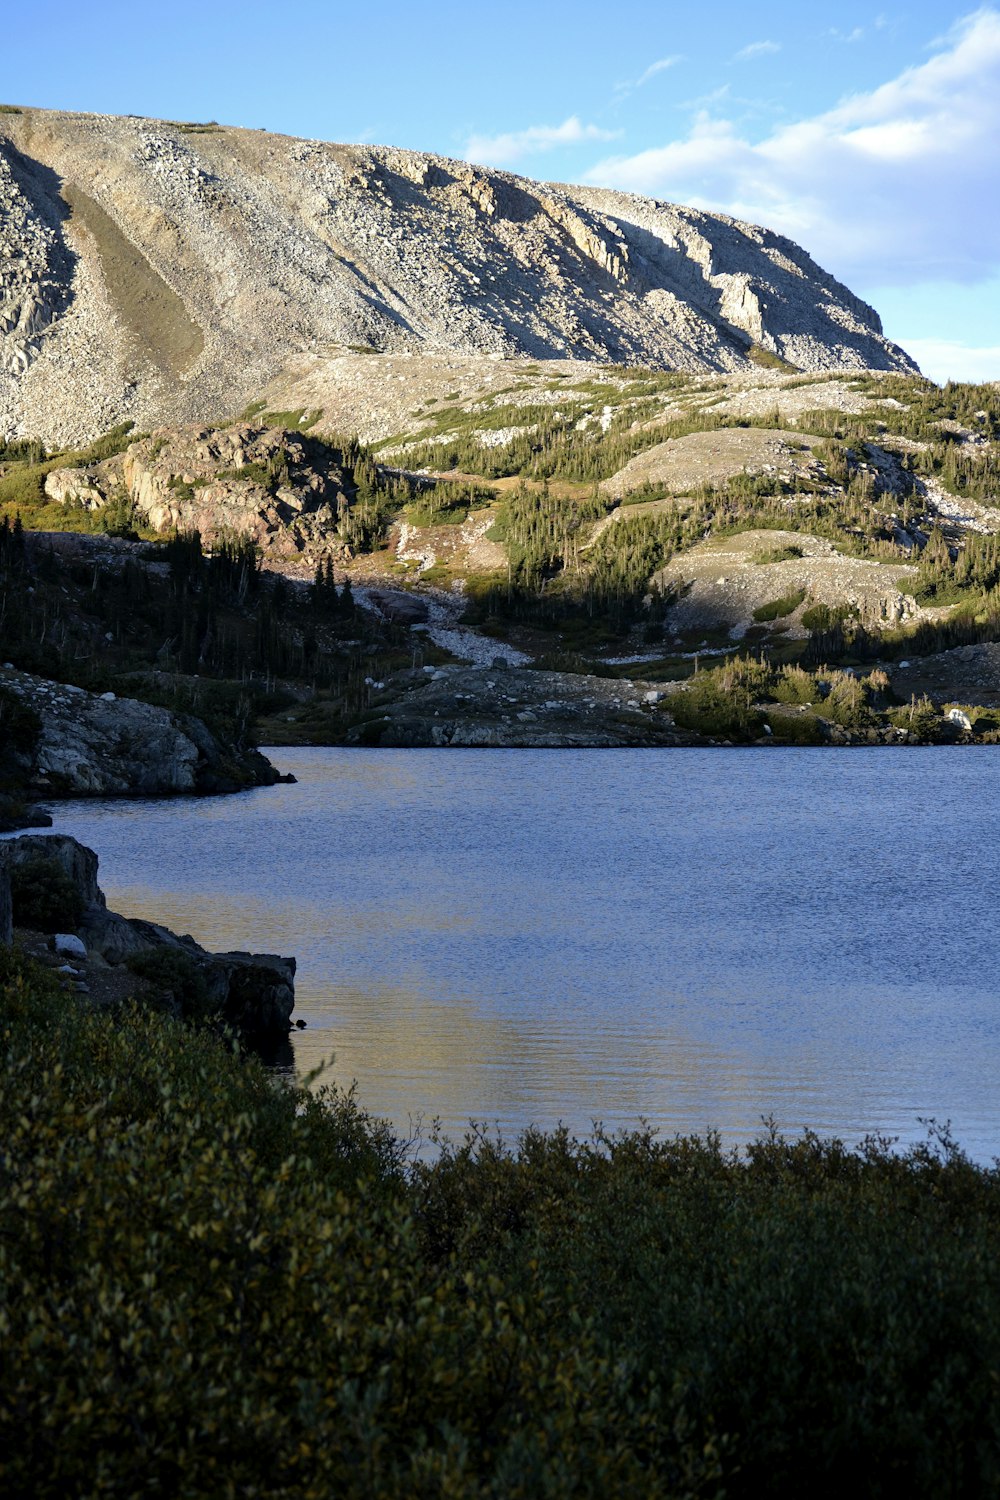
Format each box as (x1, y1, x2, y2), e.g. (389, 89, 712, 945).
(0, 106, 915, 446)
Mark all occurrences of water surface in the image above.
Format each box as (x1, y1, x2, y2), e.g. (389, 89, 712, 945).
(45, 747, 1000, 1161)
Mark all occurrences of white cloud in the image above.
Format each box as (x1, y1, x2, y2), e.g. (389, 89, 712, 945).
(636, 55, 683, 87)
(901, 338, 1000, 384)
(464, 116, 621, 168)
(734, 40, 781, 61)
(584, 9, 1000, 287)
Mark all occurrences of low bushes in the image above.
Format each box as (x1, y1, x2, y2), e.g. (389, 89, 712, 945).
(753, 588, 807, 622)
(3, 951, 1000, 1496)
(9, 855, 84, 933)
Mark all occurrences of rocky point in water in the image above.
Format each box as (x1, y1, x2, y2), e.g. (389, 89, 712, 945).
(1, 833, 296, 1049)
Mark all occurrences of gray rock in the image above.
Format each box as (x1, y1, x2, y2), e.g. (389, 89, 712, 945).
(8, 833, 103, 906)
(54, 933, 88, 959)
(0, 111, 915, 446)
(0, 666, 280, 798)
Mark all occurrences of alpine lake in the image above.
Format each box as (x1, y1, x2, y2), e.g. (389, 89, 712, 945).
(44, 745, 1000, 1162)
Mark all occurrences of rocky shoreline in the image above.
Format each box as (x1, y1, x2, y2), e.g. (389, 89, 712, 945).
(0, 833, 296, 1048)
(0, 662, 292, 834)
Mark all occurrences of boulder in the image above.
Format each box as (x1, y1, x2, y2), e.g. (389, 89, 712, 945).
(53, 933, 88, 959)
(212, 952, 296, 1042)
(8, 833, 104, 906)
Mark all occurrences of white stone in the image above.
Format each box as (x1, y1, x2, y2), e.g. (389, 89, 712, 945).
(54, 933, 87, 959)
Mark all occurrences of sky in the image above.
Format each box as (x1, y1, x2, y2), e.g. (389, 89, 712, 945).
(6, 1, 999, 383)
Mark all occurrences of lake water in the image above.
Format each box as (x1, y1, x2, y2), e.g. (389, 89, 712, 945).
(40, 747, 1000, 1162)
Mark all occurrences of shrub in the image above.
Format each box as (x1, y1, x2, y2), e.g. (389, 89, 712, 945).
(888, 695, 944, 740)
(10, 855, 84, 932)
(4, 960, 1000, 1496)
(753, 588, 807, 623)
(765, 711, 825, 744)
(671, 661, 766, 739)
(125, 945, 215, 1020)
(752, 544, 804, 564)
(823, 671, 874, 729)
(802, 601, 855, 633)
(771, 665, 818, 705)
(0, 688, 40, 755)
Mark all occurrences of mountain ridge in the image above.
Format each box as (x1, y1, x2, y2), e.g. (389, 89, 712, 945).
(0, 106, 915, 444)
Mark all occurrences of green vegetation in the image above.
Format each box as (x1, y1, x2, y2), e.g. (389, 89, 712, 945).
(764, 709, 825, 744)
(752, 543, 803, 564)
(0, 423, 146, 536)
(466, 487, 703, 634)
(770, 664, 819, 705)
(888, 694, 950, 741)
(4, 953, 1000, 1496)
(670, 657, 767, 738)
(753, 588, 807, 622)
(747, 342, 799, 372)
(6, 368, 1000, 714)
(240, 402, 322, 431)
(405, 480, 494, 528)
(124, 945, 214, 1021)
(384, 388, 804, 488)
(662, 659, 936, 743)
(0, 505, 417, 750)
(800, 601, 857, 633)
(10, 855, 85, 933)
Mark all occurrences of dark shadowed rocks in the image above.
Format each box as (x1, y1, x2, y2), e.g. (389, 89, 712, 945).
(5, 833, 296, 1045)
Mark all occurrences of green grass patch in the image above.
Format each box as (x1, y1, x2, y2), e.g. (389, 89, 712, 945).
(747, 342, 800, 373)
(752, 543, 804, 564)
(753, 588, 807, 622)
(765, 710, 825, 744)
(801, 601, 857, 633)
(257, 407, 322, 431)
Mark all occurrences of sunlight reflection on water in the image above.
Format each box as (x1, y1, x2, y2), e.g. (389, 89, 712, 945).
(43, 746, 1000, 1161)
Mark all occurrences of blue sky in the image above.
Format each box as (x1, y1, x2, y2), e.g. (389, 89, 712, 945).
(7, 1, 999, 381)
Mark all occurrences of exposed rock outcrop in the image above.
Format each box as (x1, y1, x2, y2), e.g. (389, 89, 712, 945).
(5, 833, 295, 1044)
(0, 666, 281, 797)
(343, 663, 690, 748)
(44, 422, 352, 555)
(0, 107, 916, 446)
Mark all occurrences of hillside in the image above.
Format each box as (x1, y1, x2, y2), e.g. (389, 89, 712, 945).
(3, 363, 1000, 752)
(0, 106, 915, 446)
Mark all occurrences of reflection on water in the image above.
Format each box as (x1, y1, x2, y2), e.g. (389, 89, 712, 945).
(43, 746, 1000, 1161)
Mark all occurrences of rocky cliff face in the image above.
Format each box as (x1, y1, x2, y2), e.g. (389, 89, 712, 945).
(0, 108, 916, 445)
(45, 422, 350, 555)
